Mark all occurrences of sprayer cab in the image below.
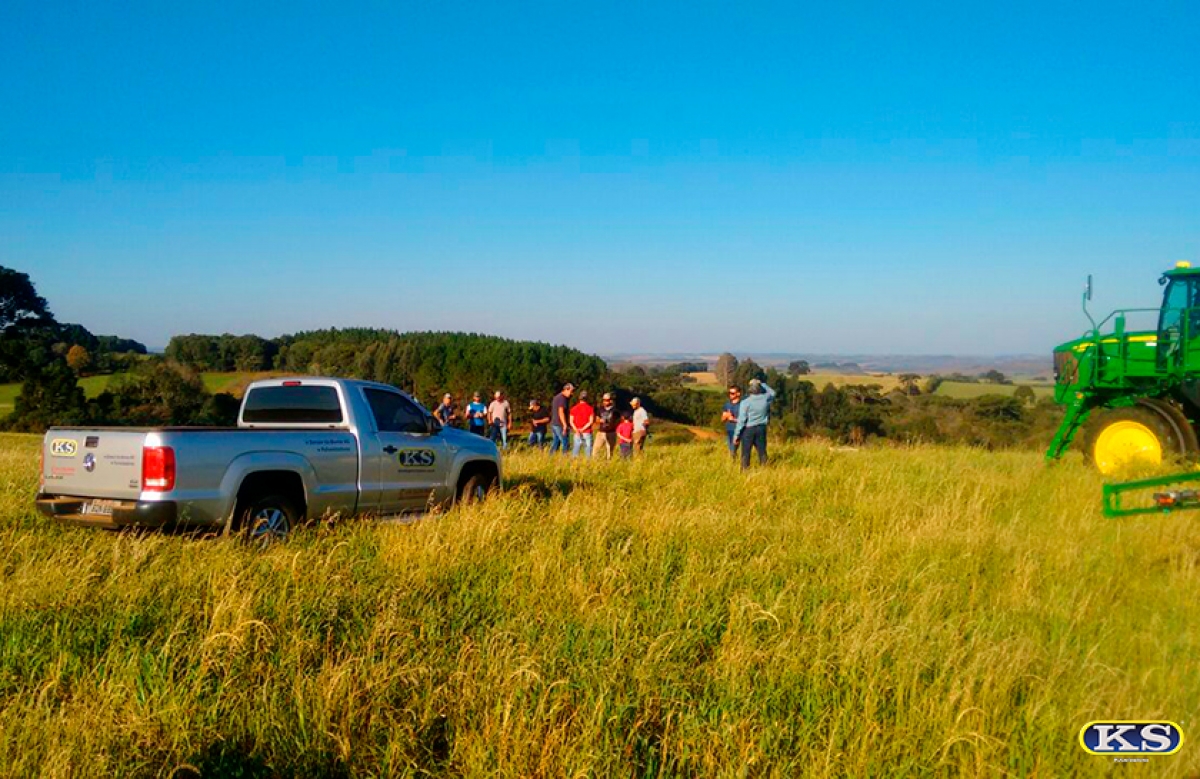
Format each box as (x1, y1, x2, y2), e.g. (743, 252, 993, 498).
(1046, 262, 1200, 473)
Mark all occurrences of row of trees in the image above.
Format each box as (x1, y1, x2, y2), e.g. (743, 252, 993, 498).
(165, 334, 278, 373)
(166, 329, 608, 407)
(9, 359, 240, 432)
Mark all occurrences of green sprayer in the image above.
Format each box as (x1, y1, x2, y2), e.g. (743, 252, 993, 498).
(1047, 261, 1200, 475)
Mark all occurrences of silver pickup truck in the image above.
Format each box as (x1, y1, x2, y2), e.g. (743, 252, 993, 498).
(35, 378, 502, 541)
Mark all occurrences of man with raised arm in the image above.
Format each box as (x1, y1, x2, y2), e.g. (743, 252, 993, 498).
(733, 378, 775, 470)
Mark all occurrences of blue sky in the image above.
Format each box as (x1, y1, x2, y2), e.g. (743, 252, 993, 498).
(2, 1, 1197, 355)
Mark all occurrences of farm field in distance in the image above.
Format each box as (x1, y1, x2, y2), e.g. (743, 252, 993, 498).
(4, 433, 1198, 776)
(936, 380, 1055, 400)
(0, 372, 288, 415)
(686, 371, 1055, 399)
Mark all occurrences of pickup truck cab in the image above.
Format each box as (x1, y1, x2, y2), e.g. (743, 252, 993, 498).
(35, 378, 502, 541)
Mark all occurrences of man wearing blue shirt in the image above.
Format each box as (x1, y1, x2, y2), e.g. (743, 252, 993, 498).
(721, 386, 742, 458)
(733, 379, 775, 469)
(465, 392, 488, 436)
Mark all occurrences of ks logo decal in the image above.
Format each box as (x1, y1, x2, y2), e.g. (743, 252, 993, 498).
(1079, 721, 1184, 756)
(398, 449, 437, 468)
(50, 439, 79, 457)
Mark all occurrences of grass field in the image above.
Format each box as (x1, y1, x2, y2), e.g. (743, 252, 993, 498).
(936, 381, 1056, 400)
(687, 371, 903, 393)
(687, 371, 1056, 401)
(4, 434, 1198, 776)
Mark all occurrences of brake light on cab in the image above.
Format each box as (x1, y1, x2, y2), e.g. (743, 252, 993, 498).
(142, 446, 176, 491)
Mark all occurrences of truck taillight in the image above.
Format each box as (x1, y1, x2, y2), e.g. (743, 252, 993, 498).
(38, 445, 45, 490)
(142, 446, 176, 492)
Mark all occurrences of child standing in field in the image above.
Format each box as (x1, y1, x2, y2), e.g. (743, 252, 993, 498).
(617, 413, 634, 459)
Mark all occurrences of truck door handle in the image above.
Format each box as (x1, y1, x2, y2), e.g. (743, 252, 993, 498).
(382, 445, 398, 454)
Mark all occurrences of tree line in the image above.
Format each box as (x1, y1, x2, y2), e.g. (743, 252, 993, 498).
(165, 329, 608, 409)
(3, 265, 1064, 450)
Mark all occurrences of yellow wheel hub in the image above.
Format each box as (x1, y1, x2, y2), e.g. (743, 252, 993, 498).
(1093, 420, 1163, 474)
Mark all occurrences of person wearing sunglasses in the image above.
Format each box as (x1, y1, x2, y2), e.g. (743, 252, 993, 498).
(721, 386, 742, 458)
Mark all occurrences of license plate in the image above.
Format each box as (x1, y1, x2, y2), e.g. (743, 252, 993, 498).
(83, 500, 117, 517)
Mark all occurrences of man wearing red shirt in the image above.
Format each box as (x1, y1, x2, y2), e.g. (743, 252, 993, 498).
(569, 390, 595, 458)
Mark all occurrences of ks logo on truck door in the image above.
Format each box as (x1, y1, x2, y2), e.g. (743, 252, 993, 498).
(50, 439, 79, 457)
(397, 449, 436, 469)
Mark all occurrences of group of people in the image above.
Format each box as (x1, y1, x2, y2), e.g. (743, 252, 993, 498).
(432, 383, 652, 459)
(430, 377, 776, 469)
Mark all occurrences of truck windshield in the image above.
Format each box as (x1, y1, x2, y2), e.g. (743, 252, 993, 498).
(242, 386, 344, 424)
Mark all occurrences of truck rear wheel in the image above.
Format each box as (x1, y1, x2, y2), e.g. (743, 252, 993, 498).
(1082, 405, 1181, 474)
(238, 494, 302, 547)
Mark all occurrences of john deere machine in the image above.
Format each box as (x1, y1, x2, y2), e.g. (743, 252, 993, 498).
(1047, 261, 1200, 474)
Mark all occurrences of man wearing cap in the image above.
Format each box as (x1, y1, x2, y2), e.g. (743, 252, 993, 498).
(593, 392, 620, 459)
(630, 397, 651, 456)
(733, 379, 776, 469)
(570, 390, 595, 457)
(528, 399, 550, 448)
(549, 383, 574, 455)
(434, 393, 458, 428)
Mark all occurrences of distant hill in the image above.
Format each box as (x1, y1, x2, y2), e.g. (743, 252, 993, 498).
(601, 353, 1053, 380)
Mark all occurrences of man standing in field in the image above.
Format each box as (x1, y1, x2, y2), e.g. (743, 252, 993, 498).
(630, 397, 650, 456)
(465, 392, 488, 437)
(733, 378, 775, 469)
(593, 392, 619, 459)
(570, 390, 595, 457)
(549, 383, 574, 454)
(528, 399, 550, 448)
(487, 390, 512, 450)
(721, 385, 742, 458)
(434, 393, 458, 428)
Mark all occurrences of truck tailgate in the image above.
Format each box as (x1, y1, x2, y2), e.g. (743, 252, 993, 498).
(43, 429, 146, 500)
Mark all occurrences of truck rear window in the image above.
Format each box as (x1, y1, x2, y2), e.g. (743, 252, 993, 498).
(242, 386, 344, 424)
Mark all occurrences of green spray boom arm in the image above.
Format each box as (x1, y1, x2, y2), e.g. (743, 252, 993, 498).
(1103, 471, 1200, 518)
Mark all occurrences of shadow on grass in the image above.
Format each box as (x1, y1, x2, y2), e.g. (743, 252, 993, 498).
(504, 473, 576, 501)
(173, 738, 350, 779)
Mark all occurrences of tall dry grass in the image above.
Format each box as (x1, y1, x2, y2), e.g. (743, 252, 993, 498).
(1, 433, 1197, 777)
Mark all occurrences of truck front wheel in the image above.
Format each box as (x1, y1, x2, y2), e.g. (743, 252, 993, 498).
(1082, 405, 1181, 474)
(457, 471, 496, 506)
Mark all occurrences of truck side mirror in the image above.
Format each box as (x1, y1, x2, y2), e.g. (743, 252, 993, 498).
(425, 415, 437, 435)
(1086, 274, 1093, 302)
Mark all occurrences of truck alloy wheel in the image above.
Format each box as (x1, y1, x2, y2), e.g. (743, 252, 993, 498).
(457, 473, 494, 505)
(240, 494, 301, 546)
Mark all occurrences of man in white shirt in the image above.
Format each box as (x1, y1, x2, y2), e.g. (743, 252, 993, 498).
(487, 390, 512, 450)
(630, 397, 650, 456)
